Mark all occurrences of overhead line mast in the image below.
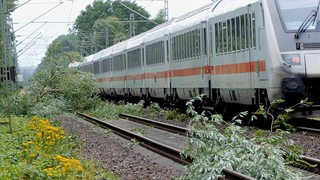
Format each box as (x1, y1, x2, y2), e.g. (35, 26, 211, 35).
(0, 0, 17, 84)
(0, 0, 18, 133)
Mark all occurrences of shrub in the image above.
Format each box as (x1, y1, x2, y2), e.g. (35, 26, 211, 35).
(181, 97, 305, 179)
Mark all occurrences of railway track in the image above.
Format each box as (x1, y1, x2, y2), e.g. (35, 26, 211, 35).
(77, 112, 191, 165)
(77, 113, 320, 179)
(296, 126, 320, 138)
(119, 113, 188, 136)
(77, 112, 255, 179)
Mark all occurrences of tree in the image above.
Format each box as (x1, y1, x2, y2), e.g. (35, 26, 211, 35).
(28, 40, 98, 116)
(73, 0, 164, 55)
(92, 17, 128, 52)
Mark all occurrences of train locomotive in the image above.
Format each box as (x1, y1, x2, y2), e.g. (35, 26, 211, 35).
(73, 0, 320, 114)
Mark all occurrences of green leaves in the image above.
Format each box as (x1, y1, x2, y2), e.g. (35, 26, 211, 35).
(181, 98, 305, 179)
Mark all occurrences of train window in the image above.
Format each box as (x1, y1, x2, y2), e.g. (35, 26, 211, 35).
(203, 28, 207, 56)
(186, 32, 190, 59)
(128, 49, 141, 69)
(173, 36, 176, 61)
(172, 28, 205, 62)
(227, 19, 232, 53)
(240, 15, 246, 50)
(196, 29, 201, 57)
(178, 35, 180, 60)
(214, 12, 257, 55)
(191, 30, 195, 57)
(186, 31, 191, 58)
(182, 34, 185, 60)
(93, 61, 100, 74)
(222, 21, 227, 54)
(276, 0, 319, 31)
(146, 41, 165, 65)
(251, 13, 256, 48)
(231, 18, 236, 52)
(236, 16, 241, 51)
(113, 54, 126, 71)
(220, 22, 223, 54)
(245, 14, 250, 49)
(102, 58, 111, 73)
(215, 23, 219, 54)
(210, 25, 213, 56)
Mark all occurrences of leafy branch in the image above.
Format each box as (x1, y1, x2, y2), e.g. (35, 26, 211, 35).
(255, 98, 312, 133)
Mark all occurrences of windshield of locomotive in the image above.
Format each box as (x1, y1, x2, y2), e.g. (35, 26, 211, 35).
(276, 0, 320, 31)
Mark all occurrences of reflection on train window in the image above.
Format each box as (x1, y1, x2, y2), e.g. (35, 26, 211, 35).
(80, 64, 93, 74)
(101, 58, 111, 73)
(215, 12, 256, 55)
(93, 61, 100, 74)
(172, 28, 206, 62)
(112, 54, 126, 71)
(146, 41, 165, 65)
(128, 49, 141, 69)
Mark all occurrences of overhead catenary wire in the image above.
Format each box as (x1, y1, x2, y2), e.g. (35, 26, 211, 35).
(14, 2, 63, 33)
(5, 0, 31, 14)
(17, 32, 42, 58)
(17, 22, 47, 47)
(119, 1, 158, 25)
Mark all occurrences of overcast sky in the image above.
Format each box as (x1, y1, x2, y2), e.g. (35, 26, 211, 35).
(12, 0, 212, 68)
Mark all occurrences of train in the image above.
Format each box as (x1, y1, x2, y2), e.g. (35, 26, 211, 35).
(72, 0, 320, 114)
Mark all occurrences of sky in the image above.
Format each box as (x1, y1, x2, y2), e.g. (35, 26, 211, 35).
(12, 0, 212, 68)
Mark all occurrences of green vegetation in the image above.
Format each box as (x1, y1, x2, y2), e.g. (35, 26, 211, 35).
(181, 96, 307, 179)
(74, 0, 166, 55)
(1, 1, 314, 179)
(0, 116, 115, 179)
(255, 98, 312, 132)
(165, 109, 188, 122)
(0, 0, 168, 179)
(126, 138, 140, 147)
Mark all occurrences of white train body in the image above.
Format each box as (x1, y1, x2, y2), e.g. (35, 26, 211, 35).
(76, 0, 320, 108)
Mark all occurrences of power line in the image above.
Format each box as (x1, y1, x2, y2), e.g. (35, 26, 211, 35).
(14, 2, 63, 33)
(17, 22, 46, 47)
(119, 1, 158, 25)
(5, 0, 31, 14)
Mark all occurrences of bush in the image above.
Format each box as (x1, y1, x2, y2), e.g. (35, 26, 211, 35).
(181, 98, 305, 179)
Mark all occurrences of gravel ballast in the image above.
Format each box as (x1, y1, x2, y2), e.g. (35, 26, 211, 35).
(53, 115, 185, 179)
(53, 114, 320, 179)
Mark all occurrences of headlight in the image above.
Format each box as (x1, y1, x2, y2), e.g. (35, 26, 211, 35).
(281, 54, 301, 65)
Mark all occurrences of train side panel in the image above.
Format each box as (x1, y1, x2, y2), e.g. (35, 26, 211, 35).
(209, 0, 271, 105)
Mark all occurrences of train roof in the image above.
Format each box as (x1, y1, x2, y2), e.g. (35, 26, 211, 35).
(100, 47, 113, 59)
(127, 32, 146, 50)
(78, 0, 261, 66)
(110, 40, 128, 55)
(77, 53, 96, 66)
(211, 0, 260, 17)
(169, 2, 214, 32)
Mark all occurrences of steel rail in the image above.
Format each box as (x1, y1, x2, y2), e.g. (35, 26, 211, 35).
(290, 156, 320, 175)
(78, 113, 256, 179)
(119, 113, 188, 136)
(119, 113, 320, 175)
(76, 112, 192, 165)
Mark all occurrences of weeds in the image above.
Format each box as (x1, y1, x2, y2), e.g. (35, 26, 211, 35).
(0, 116, 117, 179)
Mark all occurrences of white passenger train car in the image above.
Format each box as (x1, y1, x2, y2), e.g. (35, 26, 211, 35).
(76, 0, 320, 111)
